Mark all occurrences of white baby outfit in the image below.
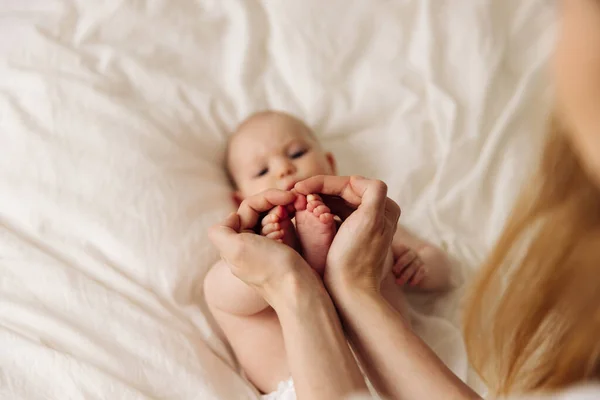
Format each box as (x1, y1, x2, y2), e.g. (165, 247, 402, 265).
(261, 378, 296, 400)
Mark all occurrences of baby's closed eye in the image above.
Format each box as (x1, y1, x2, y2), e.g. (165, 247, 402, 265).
(289, 148, 308, 159)
(255, 167, 269, 178)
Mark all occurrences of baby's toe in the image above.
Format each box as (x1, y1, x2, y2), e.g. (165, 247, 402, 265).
(262, 222, 280, 236)
(313, 204, 331, 217)
(319, 213, 334, 224)
(307, 194, 326, 213)
(293, 193, 308, 212)
(266, 230, 285, 241)
(307, 194, 323, 202)
(273, 205, 289, 220)
(261, 212, 280, 227)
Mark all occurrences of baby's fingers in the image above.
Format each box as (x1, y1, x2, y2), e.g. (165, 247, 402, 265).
(396, 261, 419, 286)
(407, 261, 426, 287)
(392, 249, 418, 275)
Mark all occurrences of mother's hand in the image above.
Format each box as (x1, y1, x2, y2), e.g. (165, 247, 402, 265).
(294, 176, 401, 295)
(208, 189, 322, 309)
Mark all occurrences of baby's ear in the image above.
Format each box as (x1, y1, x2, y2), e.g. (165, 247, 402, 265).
(232, 191, 243, 206)
(326, 152, 337, 175)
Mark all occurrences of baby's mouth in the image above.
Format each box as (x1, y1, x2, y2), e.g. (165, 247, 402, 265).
(282, 180, 299, 191)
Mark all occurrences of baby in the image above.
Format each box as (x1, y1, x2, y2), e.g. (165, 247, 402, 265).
(204, 111, 453, 397)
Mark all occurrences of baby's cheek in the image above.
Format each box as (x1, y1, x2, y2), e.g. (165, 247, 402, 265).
(308, 157, 332, 175)
(243, 180, 276, 197)
(237, 183, 257, 199)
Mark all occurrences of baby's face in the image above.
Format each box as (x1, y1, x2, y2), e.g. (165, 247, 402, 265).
(227, 114, 335, 199)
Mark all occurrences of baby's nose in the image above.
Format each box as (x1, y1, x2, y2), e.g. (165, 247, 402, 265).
(274, 159, 296, 178)
(277, 164, 295, 178)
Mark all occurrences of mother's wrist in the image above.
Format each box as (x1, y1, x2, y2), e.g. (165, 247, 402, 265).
(268, 267, 330, 316)
(324, 274, 382, 306)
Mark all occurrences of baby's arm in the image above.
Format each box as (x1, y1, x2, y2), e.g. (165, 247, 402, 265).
(204, 260, 269, 316)
(391, 225, 453, 292)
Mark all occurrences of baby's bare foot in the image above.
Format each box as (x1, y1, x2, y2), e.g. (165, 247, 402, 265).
(261, 205, 299, 250)
(295, 194, 336, 276)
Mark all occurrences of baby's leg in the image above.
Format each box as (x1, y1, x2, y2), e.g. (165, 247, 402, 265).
(261, 205, 299, 250)
(295, 194, 336, 276)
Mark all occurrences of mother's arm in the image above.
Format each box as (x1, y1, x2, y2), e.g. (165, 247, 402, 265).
(208, 190, 367, 400)
(333, 285, 480, 400)
(275, 272, 369, 400)
(295, 176, 481, 400)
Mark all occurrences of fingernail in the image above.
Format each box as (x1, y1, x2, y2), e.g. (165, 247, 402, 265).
(307, 194, 316, 202)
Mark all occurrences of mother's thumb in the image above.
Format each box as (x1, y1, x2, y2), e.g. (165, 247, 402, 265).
(208, 213, 241, 251)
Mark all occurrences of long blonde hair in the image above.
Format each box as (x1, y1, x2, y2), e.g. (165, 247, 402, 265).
(464, 116, 600, 396)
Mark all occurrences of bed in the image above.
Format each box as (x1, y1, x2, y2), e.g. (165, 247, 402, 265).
(0, 0, 555, 398)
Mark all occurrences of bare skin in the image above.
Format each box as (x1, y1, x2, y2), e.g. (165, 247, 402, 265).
(205, 111, 453, 394)
(208, 2, 600, 398)
(261, 194, 336, 276)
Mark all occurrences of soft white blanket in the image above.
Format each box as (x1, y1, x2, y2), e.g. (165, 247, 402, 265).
(0, 0, 554, 398)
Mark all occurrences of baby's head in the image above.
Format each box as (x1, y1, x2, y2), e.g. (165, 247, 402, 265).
(226, 111, 336, 201)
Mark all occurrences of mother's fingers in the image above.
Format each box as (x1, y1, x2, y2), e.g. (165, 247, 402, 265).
(295, 175, 389, 216)
(238, 189, 297, 230)
(384, 197, 401, 226)
(295, 176, 361, 205)
(209, 213, 273, 268)
(208, 212, 242, 251)
(317, 195, 355, 220)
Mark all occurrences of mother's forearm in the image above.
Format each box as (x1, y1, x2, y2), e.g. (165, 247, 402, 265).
(330, 285, 481, 400)
(275, 275, 368, 400)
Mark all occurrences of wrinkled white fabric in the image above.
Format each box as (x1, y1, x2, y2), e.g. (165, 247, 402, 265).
(0, 0, 554, 398)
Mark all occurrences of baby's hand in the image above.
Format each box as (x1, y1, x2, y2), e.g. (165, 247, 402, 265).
(392, 244, 426, 287)
(260, 205, 299, 250)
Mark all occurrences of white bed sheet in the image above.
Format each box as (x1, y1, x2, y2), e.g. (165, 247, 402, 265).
(0, 0, 555, 398)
